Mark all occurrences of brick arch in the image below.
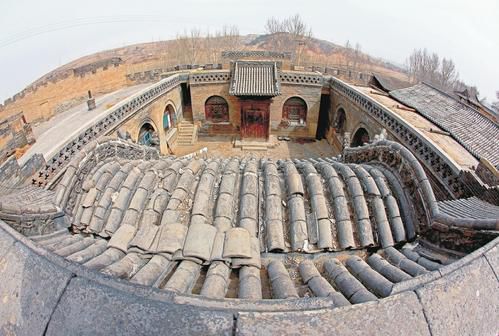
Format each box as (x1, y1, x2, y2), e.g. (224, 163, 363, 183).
(137, 118, 159, 147)
(205, 95, 229, 123)
(163, 103, 176, 131)
(334, 107, 348, 136)
(282, 96, 308, 124)
(351, 125, 371, 147)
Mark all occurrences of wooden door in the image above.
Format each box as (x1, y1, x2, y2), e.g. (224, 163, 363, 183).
(241, 100, 270, 140)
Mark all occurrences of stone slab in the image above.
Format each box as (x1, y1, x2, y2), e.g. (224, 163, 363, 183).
(484, 245, 498, 280)
(0, 242, 73, 336)
(390, 271, 441, 295)
(45, 277, 233, 336)
(0, 226, 16, 258)
(236, 292, 430, 336)
(416, 256, 499, 336)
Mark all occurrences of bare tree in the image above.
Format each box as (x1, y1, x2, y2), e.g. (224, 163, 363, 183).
(173, 25, 241, 65)
(173, 28, 202, 64)
(407, 48, 464, 92)
(343, 40, 352, 68)
(264, 14, 313, 64)
(264, 17, 285, 34)
(439, 58, 458, 89)
(353, 43, 362, 70)
(284, 14, 313, 38)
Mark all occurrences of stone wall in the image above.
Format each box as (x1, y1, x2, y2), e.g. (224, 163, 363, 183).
(270, 83, 322, 138)
(32, 75, 186, 187)
(476, 158, 499, 187)
(0, 153, 45, 193)
(190, 81, 241, 127)
(0, 113, 35, 163)
(1, 63, 127, 123)
(329, 87, 384, 146)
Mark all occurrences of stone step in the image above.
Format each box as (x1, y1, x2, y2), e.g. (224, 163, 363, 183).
(241, 145, 268, 151)
(234, 139, 276, 149)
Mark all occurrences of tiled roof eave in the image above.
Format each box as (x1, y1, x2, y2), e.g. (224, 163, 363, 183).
(229, 61, 281, 96)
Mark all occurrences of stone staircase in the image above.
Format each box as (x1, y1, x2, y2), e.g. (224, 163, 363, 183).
(177, 119, 196, 146)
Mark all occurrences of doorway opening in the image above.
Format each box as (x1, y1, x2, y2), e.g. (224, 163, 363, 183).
(351, 127, 370, 147)
(316, 94, 330, 139)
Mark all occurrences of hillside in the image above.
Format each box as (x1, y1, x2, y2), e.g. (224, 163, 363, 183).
(28, 33, 407, 90)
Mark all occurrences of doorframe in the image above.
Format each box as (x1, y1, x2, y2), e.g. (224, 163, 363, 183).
(240, 98, 271, 140)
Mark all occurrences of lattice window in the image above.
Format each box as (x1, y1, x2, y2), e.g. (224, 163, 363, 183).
(282, 97, 307, 125)
(205, 96, 229, 123)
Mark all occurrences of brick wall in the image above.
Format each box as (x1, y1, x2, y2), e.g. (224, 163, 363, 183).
(118, 85, 183, 154)
(189, 81, 322, 138)
(329, 90, 384, 147)
(1, 65, 128, 123)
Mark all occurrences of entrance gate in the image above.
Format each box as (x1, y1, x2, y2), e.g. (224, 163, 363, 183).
(240, 100, 270, 140)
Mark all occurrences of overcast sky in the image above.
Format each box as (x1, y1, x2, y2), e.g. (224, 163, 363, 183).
(0, 0, 498, 102)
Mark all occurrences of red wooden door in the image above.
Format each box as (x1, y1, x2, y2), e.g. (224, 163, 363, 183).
(241, 100, 270, 139)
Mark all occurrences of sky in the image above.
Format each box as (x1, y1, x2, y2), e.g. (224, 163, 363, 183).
(0, 0, 498, 102)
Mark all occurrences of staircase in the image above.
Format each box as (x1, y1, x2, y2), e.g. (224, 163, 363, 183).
(176, 114, 196, 146)
(234, 136, 277, 152)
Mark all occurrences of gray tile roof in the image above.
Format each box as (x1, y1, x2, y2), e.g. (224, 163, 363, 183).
(370, 74, 412, 92)
(438, 196, 499, 220)
(222, 50, 292, 60)
(229, 61, 281, 96)
(390, 83, 499, 167)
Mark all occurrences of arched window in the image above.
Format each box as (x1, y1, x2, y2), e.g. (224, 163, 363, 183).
(335, 108, 347, 135)
(138, 122, 159, 147)
(282, 97, 307, 125)
(351, 127, 370, 147)
(163, 104, 176, 131)
(205, 96, 229, 123)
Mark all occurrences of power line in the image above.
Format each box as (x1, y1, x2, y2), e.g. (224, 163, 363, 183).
(0, 15, 170, 49)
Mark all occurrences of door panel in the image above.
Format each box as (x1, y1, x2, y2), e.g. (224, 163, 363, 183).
(241, 100, 270, 140)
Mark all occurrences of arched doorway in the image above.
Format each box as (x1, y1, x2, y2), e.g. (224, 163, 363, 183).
(138, 122, 159, 148)
(351, 127, 370, 147)
(205, 96, 229, 123)
(282, 97, 307, 125)
(335, 108, 347, 135)
(163, 104, 176, 131)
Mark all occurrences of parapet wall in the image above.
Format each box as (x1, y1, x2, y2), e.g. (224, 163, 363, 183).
(0, 58, 127, 123)
(32, 74, 186, 187)
(330, 77, 468, 200)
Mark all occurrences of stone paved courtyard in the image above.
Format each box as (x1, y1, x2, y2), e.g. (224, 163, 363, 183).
(174, 138, 337, 159)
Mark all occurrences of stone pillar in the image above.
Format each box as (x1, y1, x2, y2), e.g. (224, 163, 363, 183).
(87, 90, 96, 111)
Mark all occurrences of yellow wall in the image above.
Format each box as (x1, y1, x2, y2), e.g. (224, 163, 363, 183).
(189, 82, 322, 138)
(119, 85, 183, 154)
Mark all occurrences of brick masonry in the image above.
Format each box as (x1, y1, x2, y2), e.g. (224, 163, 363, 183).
(190, 81, 322, 138)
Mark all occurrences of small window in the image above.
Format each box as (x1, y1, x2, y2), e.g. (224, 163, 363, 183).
(282, 97, 307, 126)
(205, 96, 229, 123)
